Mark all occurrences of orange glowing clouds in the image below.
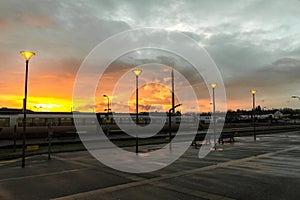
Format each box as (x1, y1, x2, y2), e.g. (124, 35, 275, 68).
(94, 84, 174, 113)
(128, 83, 176, 113)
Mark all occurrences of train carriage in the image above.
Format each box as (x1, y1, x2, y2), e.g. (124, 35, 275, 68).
(0, 111, 198, 139)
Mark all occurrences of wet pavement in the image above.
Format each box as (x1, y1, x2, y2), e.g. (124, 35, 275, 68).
(0, 131, 299, 200)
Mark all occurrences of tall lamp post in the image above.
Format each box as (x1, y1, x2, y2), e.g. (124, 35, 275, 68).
(211, 83, 217, 149)
(103, 94, 111, 135)
(103, 95, 111, 135)
(132, 69, 142, 154)
(20, 51, 35, 168)
(171, 69, 175, 114)
(251, 90, 257, 141)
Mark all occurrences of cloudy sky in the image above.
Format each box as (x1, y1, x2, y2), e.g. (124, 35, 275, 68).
(0, 0, 300, 113)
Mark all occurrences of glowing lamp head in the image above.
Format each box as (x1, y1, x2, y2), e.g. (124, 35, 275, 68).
(211, 83, 217, 88)
(20, 51, 35, 61)
(132, 69, 142, 77)
(251, 90, 257, 94)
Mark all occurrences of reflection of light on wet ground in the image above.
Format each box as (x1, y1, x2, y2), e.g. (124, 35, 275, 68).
(199, 141, 212, 145)
(222, 141, 234, 145)
(138, 153, 150, 157)
(123, 144, 168, 153)
(209, 147, 224, 151)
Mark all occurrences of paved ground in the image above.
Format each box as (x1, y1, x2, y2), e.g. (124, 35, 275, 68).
(0, 131, 299, 200)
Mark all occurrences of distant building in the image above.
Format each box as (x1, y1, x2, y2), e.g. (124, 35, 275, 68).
(273, 111, 283, 119)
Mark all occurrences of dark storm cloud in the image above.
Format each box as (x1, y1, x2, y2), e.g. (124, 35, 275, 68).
(258, 58, 300, 82)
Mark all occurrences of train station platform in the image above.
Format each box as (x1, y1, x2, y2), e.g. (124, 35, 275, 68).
(0, 131, 299, 200)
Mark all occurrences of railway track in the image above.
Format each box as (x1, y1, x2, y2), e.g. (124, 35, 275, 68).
(1, 124, 300, 147)
(0, 124, 299, 160)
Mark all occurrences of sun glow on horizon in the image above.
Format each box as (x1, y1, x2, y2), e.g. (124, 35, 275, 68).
(0, 95, 72, 112)
(28, 96, 72, 112)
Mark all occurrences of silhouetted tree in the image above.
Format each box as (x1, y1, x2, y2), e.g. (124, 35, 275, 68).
(256, 105, 261, 112)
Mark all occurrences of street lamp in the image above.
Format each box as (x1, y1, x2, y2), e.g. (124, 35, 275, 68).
(34, 105, 42, 111)
(20, 51, 35, 168)
(103, 94, 111, 135)
(132, 69, 142, 154)
(103, 95, 111, 113)
(250, 89, 257, 141)
(211, 83, 217, 149)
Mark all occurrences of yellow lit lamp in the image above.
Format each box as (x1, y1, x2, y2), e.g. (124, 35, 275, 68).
(20, 51, 35, 61)
(211, 83, 217, 88)
(251, 89, 257, 94)
(132, 69, 142, 77)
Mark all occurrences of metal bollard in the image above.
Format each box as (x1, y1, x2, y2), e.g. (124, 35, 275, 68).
(47, 124, 53, 160)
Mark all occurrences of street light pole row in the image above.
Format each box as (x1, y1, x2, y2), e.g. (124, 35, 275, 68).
(19, 52, 259, 163)
(211, 87, 258, 146)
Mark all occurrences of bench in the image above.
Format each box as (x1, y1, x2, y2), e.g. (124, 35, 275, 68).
(191, 133, 205, 148)
(191, 132, 235, 148)
(218, 132, 235, 144)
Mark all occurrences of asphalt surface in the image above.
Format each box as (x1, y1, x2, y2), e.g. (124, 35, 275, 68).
(0, 131, 299, 200)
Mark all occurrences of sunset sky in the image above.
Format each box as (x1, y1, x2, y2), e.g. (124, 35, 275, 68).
(1, 0, 300, 113)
